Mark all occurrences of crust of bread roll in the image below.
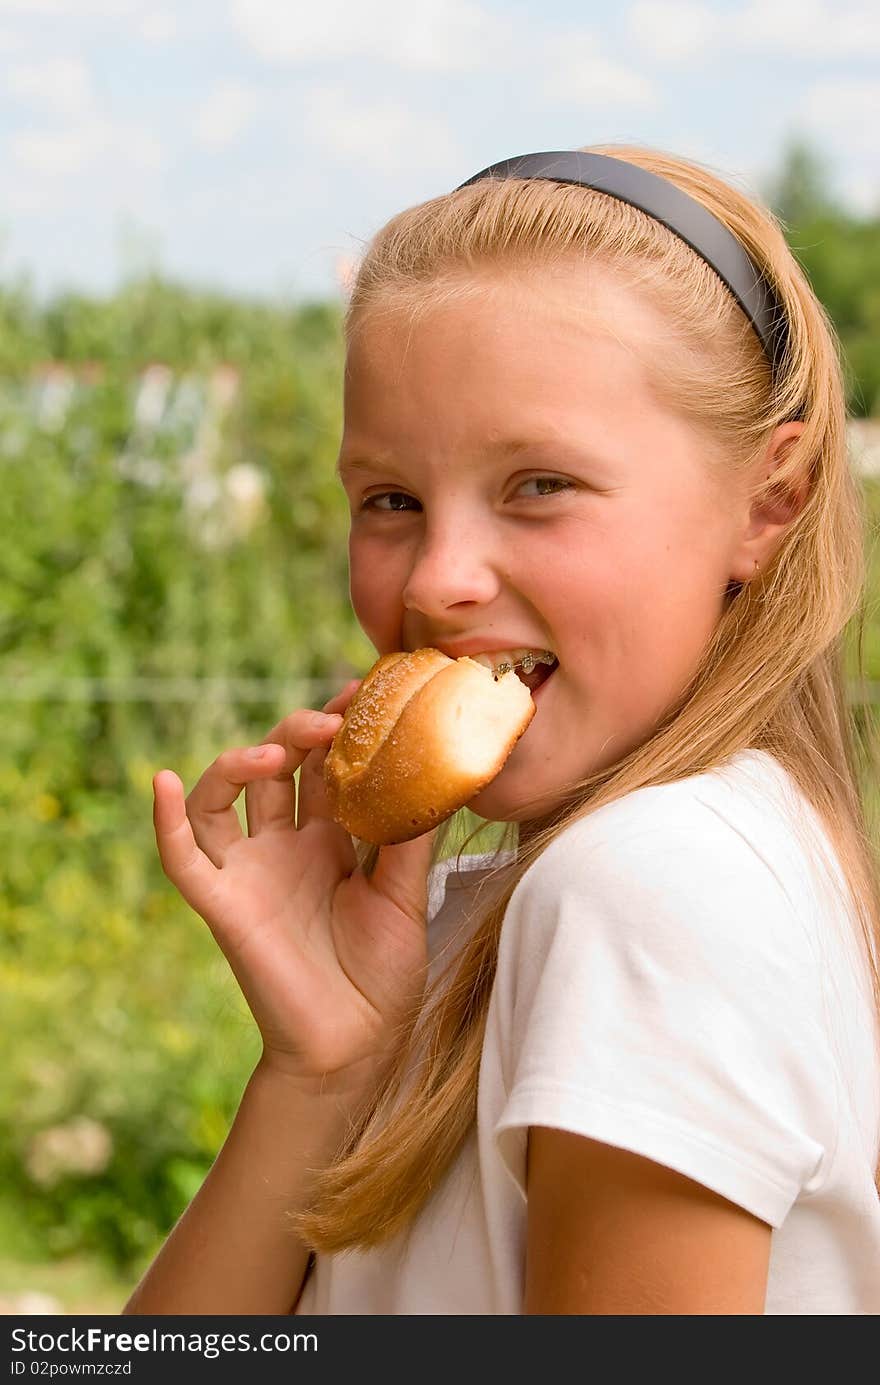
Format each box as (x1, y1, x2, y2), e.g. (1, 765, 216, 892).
(324, 648, 535, 845)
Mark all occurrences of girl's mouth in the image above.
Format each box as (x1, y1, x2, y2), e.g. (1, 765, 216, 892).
(516, 656, 557, 696)
(468, 649, 559, 696)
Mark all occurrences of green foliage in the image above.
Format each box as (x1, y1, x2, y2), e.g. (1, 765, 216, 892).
(0, 285, 377, 1271)
(767, 137, 841, 229)
(766, 138, 880, 415)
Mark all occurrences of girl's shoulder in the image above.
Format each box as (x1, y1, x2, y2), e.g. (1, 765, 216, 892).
(430, 750, 832, 923)
(509, 748, 857, 968)
(528, 748, 822, 876)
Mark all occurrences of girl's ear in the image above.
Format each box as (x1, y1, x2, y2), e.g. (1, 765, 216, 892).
(729, 422, 809, 581)
(759, 421, 810, 523)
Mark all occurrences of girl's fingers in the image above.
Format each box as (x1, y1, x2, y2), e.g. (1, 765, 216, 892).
(294, 681, 362, 831)
(370, 826, 440, 923)
(295, 739, 339, 829)
(243, 748, 297, 838)
(185, 742, 289, 863)
(153, 770, 223, 916)
(244, 716, 341, 835)
(156, 683, 365, 906)
(245, 681, 362, 836)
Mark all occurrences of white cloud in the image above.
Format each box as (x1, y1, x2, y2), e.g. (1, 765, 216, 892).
(231, 1, 654, 115)
(12, 125, 105, 178)
(9, 56, 96, 119)
(5, 42, 165, 214)
(193, 82, 259, 149)
(230, 0, 511, 71)
(11, 117, 163, 180)
(228, 1, 654, 114)
(6, 121, 168, 231)
(539, 31, 657, 107)
(302, 84, 463, 176)
(0, 1, 135, 13)
(626, 1, 721, 62)
(138, 10, 176, 43)
(736, 0, 880, 58)
(628, 0, 880, 62)
(0, 0, 185, 31)
(802, 78, 880, 155)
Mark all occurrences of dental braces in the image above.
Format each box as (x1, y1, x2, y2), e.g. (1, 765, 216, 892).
(492, 650, 556, 681)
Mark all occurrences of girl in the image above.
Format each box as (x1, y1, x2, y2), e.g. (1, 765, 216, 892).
(124, 145, 880, 1315)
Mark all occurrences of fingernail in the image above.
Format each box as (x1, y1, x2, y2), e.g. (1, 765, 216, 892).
(311, 711, 342, 730)
(246, 745, 271, 759)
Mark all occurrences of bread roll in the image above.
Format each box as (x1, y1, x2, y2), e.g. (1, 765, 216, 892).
(323, 648, 536, 845)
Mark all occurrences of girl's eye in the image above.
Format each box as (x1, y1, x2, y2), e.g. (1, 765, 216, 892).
(361, 491, 419, 512)
(360, 477, 575, 511)
(516, 476, 576, 498)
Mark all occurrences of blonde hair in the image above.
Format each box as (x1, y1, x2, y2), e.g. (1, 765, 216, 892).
(294, 143, 880, 1251)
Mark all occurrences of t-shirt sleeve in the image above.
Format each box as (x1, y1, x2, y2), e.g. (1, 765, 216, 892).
(492, 804, 838, 1227)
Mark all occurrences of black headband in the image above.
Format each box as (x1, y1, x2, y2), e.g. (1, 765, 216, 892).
(455, 150, 789, 378)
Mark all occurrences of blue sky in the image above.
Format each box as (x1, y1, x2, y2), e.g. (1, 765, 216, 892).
(1, 0, 878, 304)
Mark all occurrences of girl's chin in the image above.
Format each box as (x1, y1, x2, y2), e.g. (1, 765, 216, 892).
(466, 762, 565, 826)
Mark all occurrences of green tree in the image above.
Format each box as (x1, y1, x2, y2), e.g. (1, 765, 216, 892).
(767, 136, 840, 228)
(766, 138, 880, 415)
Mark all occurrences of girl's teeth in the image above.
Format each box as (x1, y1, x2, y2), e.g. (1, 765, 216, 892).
(468, 649, 556, 679)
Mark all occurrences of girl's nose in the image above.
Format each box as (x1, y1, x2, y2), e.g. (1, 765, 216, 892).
(401, 529, 503, 615)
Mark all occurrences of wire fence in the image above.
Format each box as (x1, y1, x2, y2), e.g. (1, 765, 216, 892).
(2, 677, 880, 705)
(0, 676, 343, 704)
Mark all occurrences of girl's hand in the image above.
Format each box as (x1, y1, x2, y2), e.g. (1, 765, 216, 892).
(152, 680, 438, 1085)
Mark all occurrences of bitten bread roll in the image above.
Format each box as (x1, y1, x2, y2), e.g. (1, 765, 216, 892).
(323, 648, 536, 845)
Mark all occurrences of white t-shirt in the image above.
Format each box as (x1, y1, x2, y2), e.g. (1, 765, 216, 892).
(295, 749, 880, 1314)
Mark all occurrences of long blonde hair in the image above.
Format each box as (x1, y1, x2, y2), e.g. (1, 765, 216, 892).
(294, 143, 880, 1251)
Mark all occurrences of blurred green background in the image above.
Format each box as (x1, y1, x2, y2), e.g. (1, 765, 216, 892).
(2, 144, 880, 1314)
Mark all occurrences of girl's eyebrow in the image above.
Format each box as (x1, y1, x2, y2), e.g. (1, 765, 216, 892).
(335, 453, 388, 478)
(335, 435, 596, 478)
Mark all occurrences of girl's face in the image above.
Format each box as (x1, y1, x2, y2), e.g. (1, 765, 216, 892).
(337, 265, 750, 824)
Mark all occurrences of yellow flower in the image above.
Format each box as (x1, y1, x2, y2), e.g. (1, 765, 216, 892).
(157, 1021, 194, 1056)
